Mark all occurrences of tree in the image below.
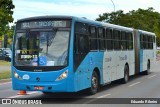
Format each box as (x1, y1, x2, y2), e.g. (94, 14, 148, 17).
(0, 0, 15, 36)
(96, 7, 160, 46)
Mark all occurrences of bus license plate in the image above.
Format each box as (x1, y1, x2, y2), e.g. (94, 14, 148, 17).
(34, 86, 44, 90)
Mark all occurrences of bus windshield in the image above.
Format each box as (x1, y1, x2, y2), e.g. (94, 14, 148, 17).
(14, 30, 70, 67)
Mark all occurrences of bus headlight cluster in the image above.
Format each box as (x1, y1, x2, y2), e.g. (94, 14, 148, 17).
(56, 70, 68, 81)
(14, 71, 22, 80)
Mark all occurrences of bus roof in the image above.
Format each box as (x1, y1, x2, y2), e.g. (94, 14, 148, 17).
(73, 16, 134, 32)
(73, 17, 102, 26)
(102, 23, 134, 32)
(17, 15, 156, 35)
(138, 30, 156, 36)
(17, 15, 74, 22)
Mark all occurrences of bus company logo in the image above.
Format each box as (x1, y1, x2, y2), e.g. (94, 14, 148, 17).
(105, 57, 112, 62)
(119, 55, 127, 61)
(22, 74, 30, 80)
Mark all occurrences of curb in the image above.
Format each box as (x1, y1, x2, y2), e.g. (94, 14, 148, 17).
(0, 78, 11, 83)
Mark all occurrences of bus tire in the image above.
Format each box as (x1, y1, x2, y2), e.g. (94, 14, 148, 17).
(42, 92, 52, 95)
(87, 71, 99, 95)
(122, 65, 129, 84)
(144, 61, 150, 75)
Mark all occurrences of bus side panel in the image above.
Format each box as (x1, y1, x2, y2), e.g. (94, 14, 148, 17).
(115, 51, 126, 80)
(140, 49, 148, 72)
(103, 51, 113, 83)
(150, 38, 156, 71)
(129, 50, 135, 76)
(152, 40, 156, 70)
(149, 50, 155, 71)
(74, 52, 104, 92)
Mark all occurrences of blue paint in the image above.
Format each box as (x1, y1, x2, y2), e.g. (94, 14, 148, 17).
(140, 49, 143, 72)
(74, 52, 104, 91)
(89, 57, 93, 65)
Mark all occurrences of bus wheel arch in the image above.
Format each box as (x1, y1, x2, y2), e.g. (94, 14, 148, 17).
(87, 67, 100, 95)
(94, 67, 100, 85)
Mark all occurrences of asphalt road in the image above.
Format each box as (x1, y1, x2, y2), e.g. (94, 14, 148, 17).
(0, 61, 160, 106)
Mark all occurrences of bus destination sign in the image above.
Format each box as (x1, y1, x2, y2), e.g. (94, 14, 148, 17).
(19, 20, 70, 29)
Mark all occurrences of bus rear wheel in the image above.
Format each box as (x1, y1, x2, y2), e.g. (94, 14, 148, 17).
(87, 71, 99, 95)
(122, 65, 129, 84)
(144, 61, 150, 75)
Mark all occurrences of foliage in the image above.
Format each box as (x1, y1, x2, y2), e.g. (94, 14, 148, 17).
(0, 71, 11, 80)
(96, 7, 160, 46)
(0, 60, 11, 66)
(0, 0, 15, 36)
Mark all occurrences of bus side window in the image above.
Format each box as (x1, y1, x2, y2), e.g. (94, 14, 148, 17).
(76, 34, 89, 53)
(148, 36, 153, 49)
(149, 35, 154, 49)
(98, 28, 105, 50)
(127, 32, 133, 50)
(151, 36, 154, 49)
(121, 31, 127, 50)
(140, 34, 143, 49)
(145, 35, 149, 49)
(143, 35, 146, 49)
(75, 22, 89, 54)
(113, 29, 121, 50)
(89, 26, 97, 51)
(153, 36, 155, 43)
(106, 28, 113, 50)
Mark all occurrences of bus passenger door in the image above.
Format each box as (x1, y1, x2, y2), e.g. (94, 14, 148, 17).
(74, 32, 89, 90)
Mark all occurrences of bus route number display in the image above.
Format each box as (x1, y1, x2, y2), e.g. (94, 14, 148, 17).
(20, 55, 38, 60)
(20, 21, 69, 29)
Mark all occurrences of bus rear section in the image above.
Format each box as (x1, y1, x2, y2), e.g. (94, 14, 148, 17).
(134, 30, 156, 74)
(12, 16, 77, 92)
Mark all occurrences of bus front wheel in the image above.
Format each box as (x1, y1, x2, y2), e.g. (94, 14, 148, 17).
(87, 71, 99, 95)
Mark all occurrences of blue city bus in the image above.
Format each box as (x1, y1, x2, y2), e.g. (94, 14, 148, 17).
(12, 16, 156, 94)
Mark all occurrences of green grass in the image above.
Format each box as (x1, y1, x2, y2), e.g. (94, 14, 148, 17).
(0, 60, 11, 66)
(0, 71, 11, 80)
(157, 50, 160, 54)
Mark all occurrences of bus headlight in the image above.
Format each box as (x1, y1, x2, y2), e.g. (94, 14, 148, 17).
(14, 71, 22, 80)
(56, 70, 68, 81)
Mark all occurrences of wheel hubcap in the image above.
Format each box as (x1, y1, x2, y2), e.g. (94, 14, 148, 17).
(92, 76, 97, 89)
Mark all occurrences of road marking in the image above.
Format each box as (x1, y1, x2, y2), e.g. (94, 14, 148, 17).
(0, 81, 12, 86)
(148, 75, 156, 79)
(83, 94, 111, 104)
(128, 82, 141, 87)
(97, 94, 111, 98)
(8, 92, 38, 98)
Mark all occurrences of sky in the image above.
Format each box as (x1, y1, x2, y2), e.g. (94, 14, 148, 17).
(12, 0, 160, 23)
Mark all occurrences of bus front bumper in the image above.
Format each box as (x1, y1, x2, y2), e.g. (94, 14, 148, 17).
(12, 80, 71, 92)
